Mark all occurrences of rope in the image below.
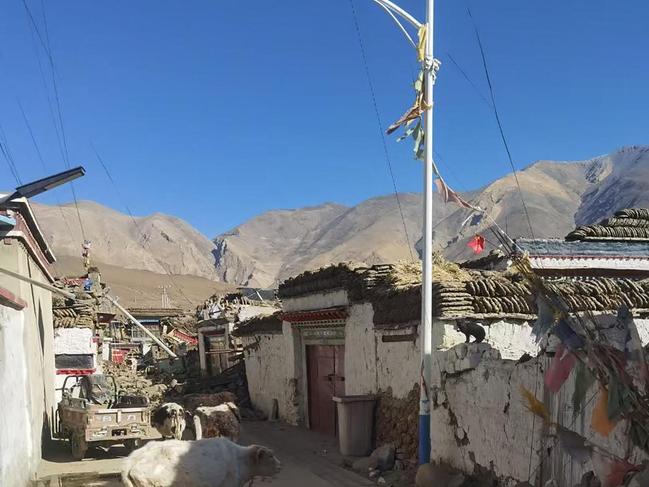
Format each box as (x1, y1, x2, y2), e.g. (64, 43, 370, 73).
(348, 0, 415, 261)
(466, 8, 535, 239)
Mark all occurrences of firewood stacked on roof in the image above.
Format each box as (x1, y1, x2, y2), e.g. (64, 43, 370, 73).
(567, 207, 649, 241)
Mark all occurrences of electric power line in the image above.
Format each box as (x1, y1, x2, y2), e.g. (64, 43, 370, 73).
(0, 123, 22, 185)
(17, 98, 75, 238)
(466, 8, 535, 239)
(347, 0, 415, 261)
(446, 52, 493, 110)
(91, 142, 195, 308)
(21, 0, 87, 241)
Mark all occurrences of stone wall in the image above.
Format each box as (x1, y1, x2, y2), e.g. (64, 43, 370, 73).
(375, 385, 419, 461)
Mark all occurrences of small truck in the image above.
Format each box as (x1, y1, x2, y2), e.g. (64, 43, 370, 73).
(57, 374, 152, 460)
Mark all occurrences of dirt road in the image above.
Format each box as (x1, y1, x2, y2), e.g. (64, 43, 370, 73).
(36, 422, 374, 486)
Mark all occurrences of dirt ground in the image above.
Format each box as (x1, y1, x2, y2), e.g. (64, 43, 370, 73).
(35, 421, 391, 486)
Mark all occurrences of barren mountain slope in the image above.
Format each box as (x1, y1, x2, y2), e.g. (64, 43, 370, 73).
(214, 147, 645, 286)
(32, 200, 219, 279)
(34, 147, 649, 290)
(213, 203, 349, 287)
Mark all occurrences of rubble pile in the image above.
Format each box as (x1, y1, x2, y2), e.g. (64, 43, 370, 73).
(102, 361, 168, 404)
(181, 361, 262, 418)
(375, 385, 419, 462)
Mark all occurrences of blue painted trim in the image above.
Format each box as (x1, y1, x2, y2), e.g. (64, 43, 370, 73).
(418, 414, 431, 465)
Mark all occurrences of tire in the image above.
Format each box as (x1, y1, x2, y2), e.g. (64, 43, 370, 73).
(125, 439, 142, 452)
(70, 433, 88, 460)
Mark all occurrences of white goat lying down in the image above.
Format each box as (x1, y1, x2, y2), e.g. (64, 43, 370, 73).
(121, 437, 281, 487)
(151, 402, 186, 440)
(193, 402, 241, 442)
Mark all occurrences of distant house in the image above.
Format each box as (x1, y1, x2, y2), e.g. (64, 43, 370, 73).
(196, 291, 278, 377)
(516, 207, 649, 278)
(126, 307, 184, 352)
(0, 196, 57, 486)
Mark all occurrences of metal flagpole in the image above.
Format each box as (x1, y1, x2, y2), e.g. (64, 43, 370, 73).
(419, 0, 435, 465)
(369, 0, 435, 466)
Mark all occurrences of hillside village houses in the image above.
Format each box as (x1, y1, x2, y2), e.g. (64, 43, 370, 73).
(235, 207, 649, 486)
(4, 180, 649, 486)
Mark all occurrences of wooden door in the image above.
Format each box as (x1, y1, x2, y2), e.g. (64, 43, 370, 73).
(306, 345, 345, 436)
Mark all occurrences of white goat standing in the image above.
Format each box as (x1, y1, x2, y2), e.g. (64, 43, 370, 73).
(121, 437, 281, 487)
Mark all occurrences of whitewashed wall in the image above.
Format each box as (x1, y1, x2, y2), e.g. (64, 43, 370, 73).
(430, 334, 649, 486)
(242, 322, 301, 424)
(376, 331, 420, 398)
(0, 242, 55, 487)
(0, 306, 32, 487)
(344, 303, 376, 395)
(436, 319, 538, 360)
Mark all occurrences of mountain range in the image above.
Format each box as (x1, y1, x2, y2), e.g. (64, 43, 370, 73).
(32, 146, 649, 293)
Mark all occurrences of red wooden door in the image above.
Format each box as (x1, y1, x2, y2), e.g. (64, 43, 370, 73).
(306, 345, 345, 436)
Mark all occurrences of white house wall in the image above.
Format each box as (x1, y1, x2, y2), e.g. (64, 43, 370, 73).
(0, 241, 55, 486)
(242, 321, 301, 425)
(376, 332, 420, 399)
(431, 349, 545, 485)
(0, 306, 32, 487)
(344, 303, 376, 395)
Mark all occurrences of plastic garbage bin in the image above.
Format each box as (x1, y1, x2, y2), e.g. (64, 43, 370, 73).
(333, 395, 377, 456)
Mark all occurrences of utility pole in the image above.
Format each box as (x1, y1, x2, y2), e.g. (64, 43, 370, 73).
(159, 285, 170, 308)
(370, 0, 435, 465)
(420, 0, 435, 466)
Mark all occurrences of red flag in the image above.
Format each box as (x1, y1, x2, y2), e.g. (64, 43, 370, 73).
(468, 235, 485, 254)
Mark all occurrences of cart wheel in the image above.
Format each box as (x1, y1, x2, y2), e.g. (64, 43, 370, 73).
(125, 439, 142, 452)
(70, 433, 88, 460)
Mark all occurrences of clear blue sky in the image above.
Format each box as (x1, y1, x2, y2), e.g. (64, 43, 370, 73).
(1, 1, 647, 237)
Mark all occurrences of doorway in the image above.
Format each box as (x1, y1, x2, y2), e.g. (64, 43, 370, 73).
(306, 344, 345, 436)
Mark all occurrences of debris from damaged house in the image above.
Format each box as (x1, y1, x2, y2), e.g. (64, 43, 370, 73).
(102, 360, 169, 404)
(52, 290, 99, 328)
(195, 290, 279, 377)
(121, 438, 281, 487)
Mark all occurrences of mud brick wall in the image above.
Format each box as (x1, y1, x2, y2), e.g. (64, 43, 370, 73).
(375, 385, 419, 461)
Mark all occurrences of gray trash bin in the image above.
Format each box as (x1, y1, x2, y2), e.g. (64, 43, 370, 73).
(333, 395, 377, 456)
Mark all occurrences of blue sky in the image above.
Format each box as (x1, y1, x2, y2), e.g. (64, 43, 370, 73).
(1, 1, 648, 237)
